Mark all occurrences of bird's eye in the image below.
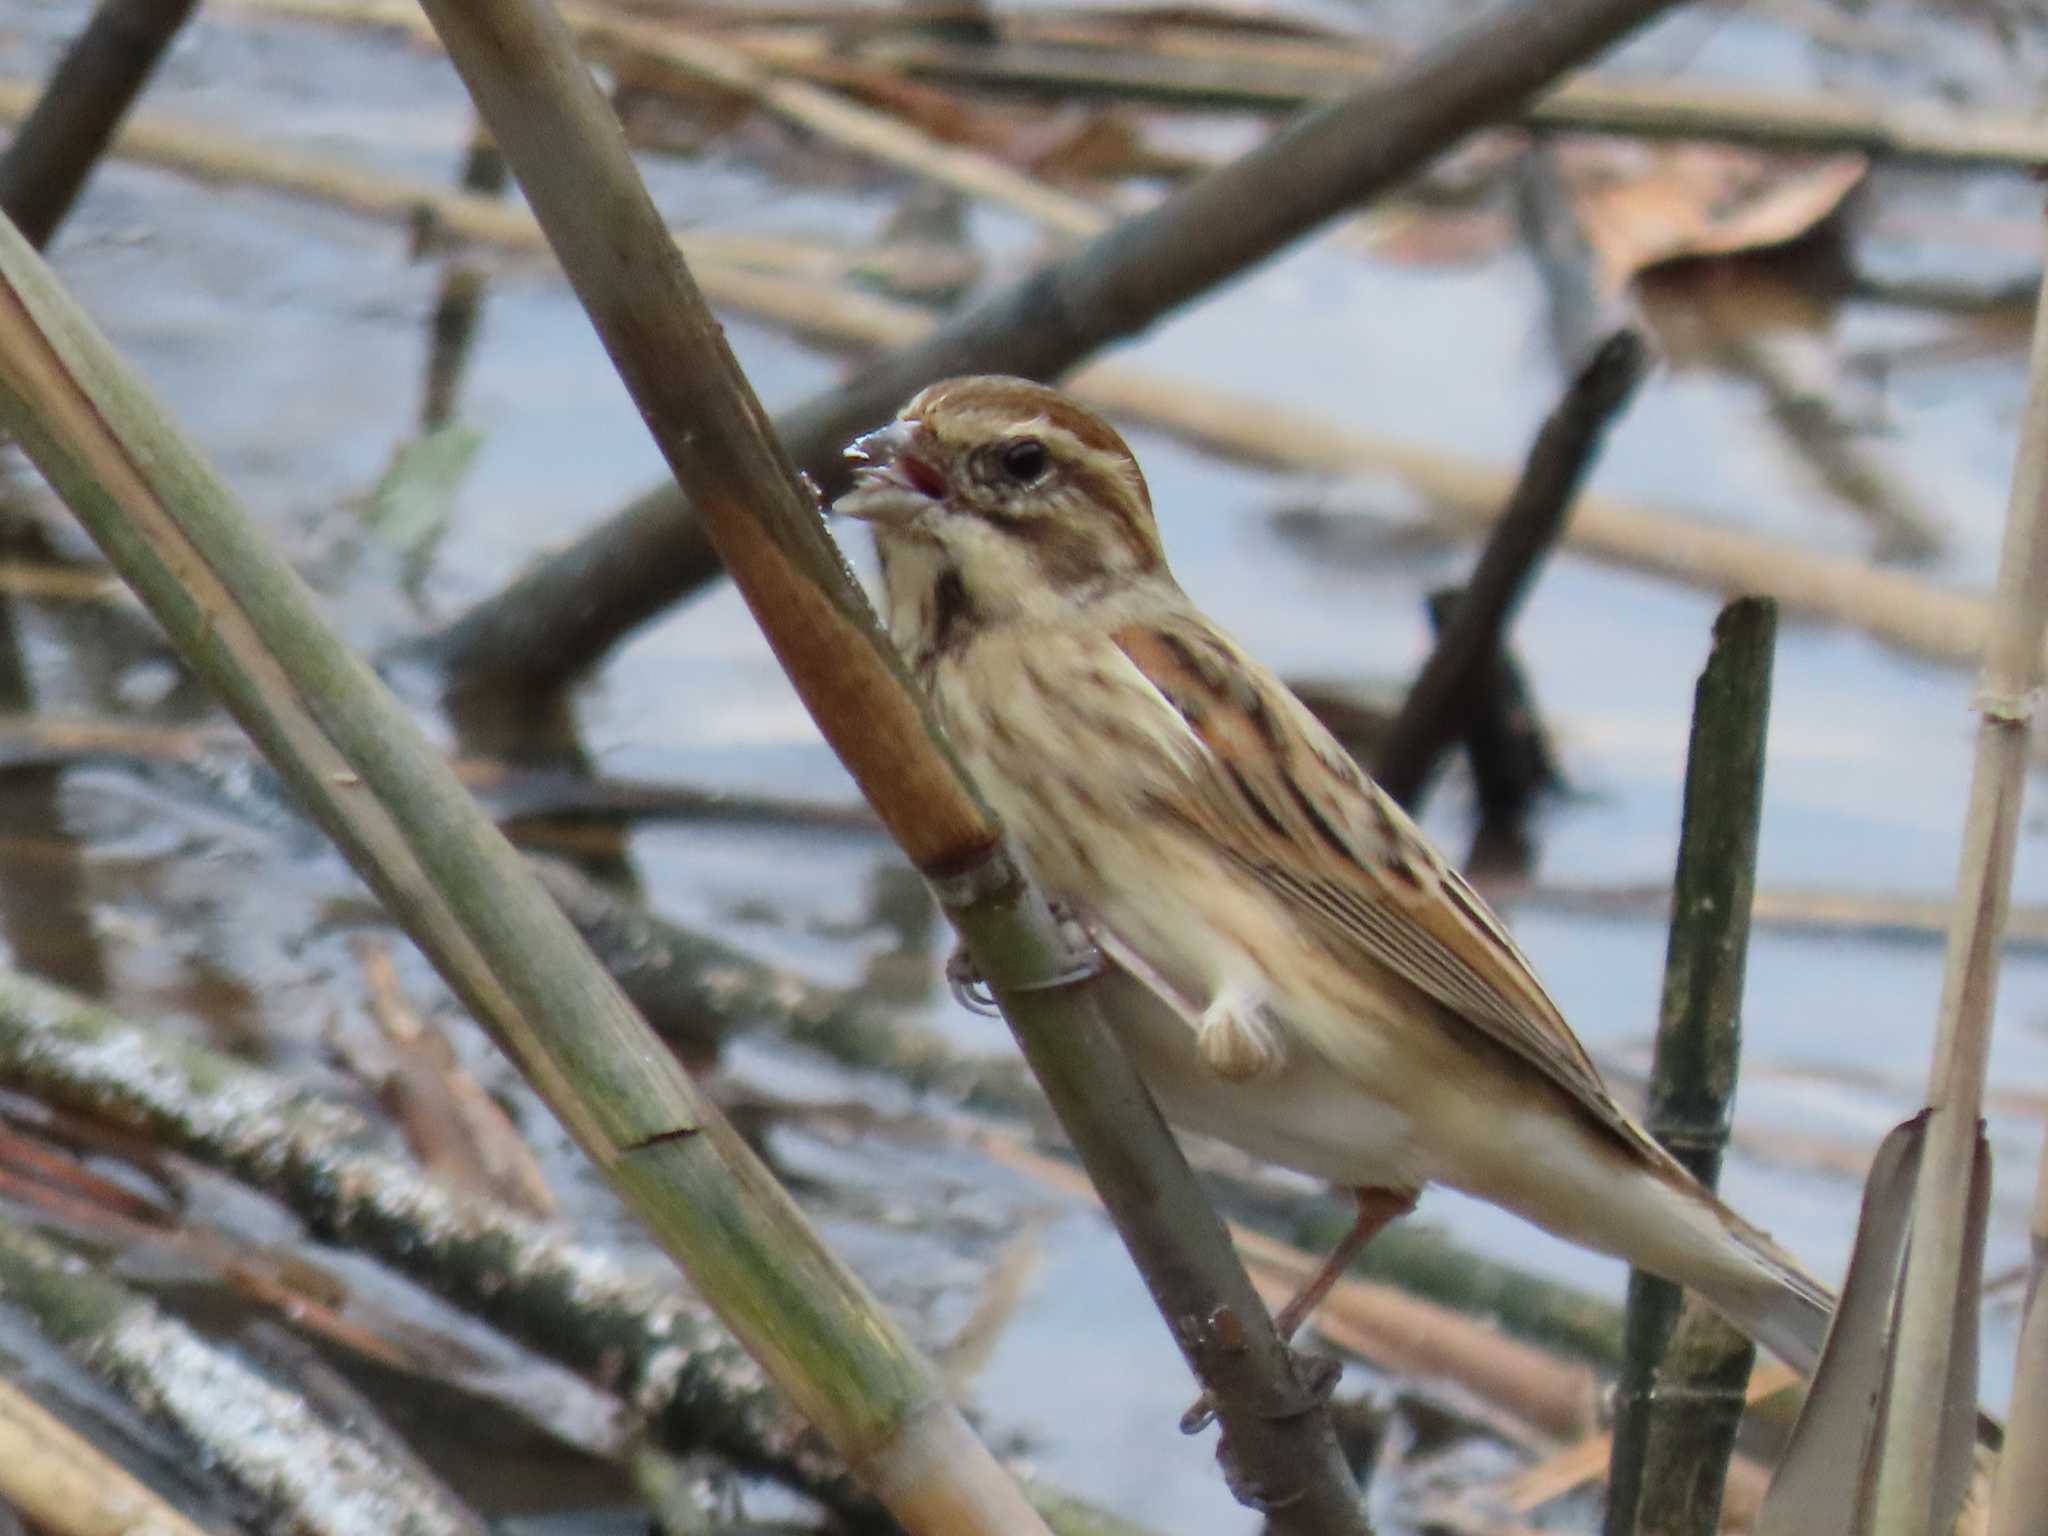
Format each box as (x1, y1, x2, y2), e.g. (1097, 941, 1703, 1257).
(998, 438, 1048, 482)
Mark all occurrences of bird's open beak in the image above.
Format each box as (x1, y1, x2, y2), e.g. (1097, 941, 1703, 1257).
(834, 419, 945, 526)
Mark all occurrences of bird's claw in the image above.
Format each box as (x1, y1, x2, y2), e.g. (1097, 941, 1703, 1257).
(1029, 936, 1105, 990)
(945, 945, 1001, 1016)
(945, 907, 1104, 1017)
(1179, 1351, 1341, 1436)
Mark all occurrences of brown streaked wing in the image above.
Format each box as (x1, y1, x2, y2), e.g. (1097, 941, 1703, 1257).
(1112, 614, 1643, 1150)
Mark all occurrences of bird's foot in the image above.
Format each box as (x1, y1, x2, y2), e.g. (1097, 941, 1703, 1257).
(1042, 902, 1107, 989)
(945, 917, 1104, 1017)
(1179, 1350, 1341, 1436)
(944, 943, 1000, 1016)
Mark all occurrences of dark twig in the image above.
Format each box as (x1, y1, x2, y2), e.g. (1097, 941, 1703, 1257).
(409, 0, 1367, 1524)
(0, 0, 198, 249)
(430, 0, 1684, 692)
(1604, 597, 1776, 1536)
(1373, 330, 1648, 808)
(1421, 588, 1560, 873)
(1512, 143, 1632, 375)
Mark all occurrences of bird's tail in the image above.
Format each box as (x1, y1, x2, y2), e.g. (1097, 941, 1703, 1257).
(1682, 1185, 2007, 1462)
(1686, 1200, 1836, 1377)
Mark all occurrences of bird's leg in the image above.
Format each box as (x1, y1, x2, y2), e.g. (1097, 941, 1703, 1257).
(1180, 1186, 1416, 1436)
(1271, 1186, 1417, 1342)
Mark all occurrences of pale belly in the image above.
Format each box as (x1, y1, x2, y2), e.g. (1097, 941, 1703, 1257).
(1092, 960, 1427, 1190)
(971, 758, 1441, 1192)
(930, 645, 1428, 1188)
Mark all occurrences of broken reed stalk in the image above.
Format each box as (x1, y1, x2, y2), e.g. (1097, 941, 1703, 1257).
(1420, 591, 1561, 861)
(406, 0, 1369, 1526)
(1373, 328, 1646, 807)
(1604, 597, 1775, 1536)
(0, 220, 1042, 1536)
(430, 0, 1683, 691)
(417, 116, 506, 433)
(0, 0, 197, 248)
(1872, 218, 2048, 1536)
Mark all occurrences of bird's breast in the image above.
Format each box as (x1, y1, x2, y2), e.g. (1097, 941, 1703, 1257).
(927, 625, 1350, 1046)
(926, 624, 1203, 917)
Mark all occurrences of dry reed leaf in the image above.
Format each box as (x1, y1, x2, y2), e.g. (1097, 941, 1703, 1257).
(762, 51, 1008, 143)
(780, 52, 1148, 185)
(1043, 5, 1361, 43)
(1013, 110, 1153, 183)
(1496, 1431, 1613, 1511)
(1556, 139, 1867, 293)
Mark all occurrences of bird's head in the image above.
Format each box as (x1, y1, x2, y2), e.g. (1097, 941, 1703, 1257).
(835, 377, 1166, 632)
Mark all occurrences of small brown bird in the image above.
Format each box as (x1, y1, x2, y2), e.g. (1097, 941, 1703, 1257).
(835, 374, 1832, 1374)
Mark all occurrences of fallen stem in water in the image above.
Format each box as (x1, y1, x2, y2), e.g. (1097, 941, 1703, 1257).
(0, 1211, 488, 1536)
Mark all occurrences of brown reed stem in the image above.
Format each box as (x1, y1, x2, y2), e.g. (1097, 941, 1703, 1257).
(405, 0, 1369, 1522)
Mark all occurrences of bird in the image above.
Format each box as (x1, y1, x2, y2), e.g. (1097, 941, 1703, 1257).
(832, 373, 1834, 1380)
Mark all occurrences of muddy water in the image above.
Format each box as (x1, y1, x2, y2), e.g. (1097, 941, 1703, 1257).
(2, 0, 2046, 1529)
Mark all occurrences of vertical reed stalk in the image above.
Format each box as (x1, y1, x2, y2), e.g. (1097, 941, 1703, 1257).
(1605, 598, 1774, 1536)
(1870, 223, 2048, 1536)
